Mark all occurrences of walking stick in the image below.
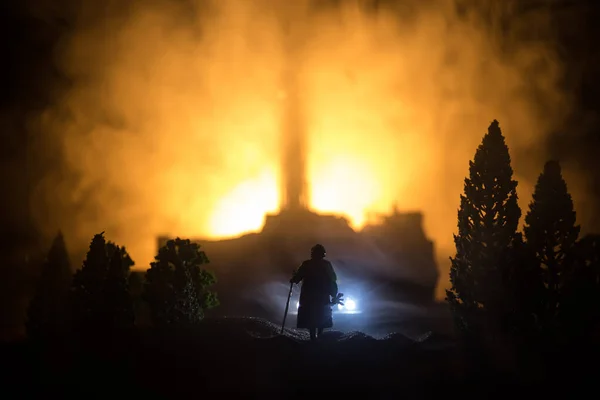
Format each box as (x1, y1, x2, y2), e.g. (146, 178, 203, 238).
(280, 282, 294, 334)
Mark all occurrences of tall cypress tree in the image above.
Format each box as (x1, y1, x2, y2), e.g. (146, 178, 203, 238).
(524, 160, 580, 333)
(70, 232, 110, 333)
(446, 120, 521, 336)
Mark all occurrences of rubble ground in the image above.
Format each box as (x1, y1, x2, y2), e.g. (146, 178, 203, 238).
(1, 317, 588, 398)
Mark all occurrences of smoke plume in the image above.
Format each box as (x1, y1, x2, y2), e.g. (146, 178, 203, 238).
(31, 0, 576, 299)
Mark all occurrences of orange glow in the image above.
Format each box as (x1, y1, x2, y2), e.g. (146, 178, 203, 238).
(208, 170, 279, 237)
(31, 0, 573, 300)
(309, 156, 382, 229)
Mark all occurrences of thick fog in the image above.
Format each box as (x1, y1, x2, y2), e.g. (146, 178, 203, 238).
(29, 0, 583, 298)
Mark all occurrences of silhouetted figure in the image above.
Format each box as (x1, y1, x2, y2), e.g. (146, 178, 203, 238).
(290, 244, 338, 341)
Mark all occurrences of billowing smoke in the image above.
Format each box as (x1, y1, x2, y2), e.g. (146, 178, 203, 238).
(30, 0, 578, 299)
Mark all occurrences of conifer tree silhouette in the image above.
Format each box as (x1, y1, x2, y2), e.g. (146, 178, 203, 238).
(70, 232, 110, 333)
(446, 120, 521, 337)
(26, 231, 72, 340)
(524, 160, 580, 335)
(70, 233, 136, 336)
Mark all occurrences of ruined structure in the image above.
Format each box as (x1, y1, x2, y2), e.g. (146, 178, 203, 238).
(155, 9, 438, 319)
(156, 205, 438, 319)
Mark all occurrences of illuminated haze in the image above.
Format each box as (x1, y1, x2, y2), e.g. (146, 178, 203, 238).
(32, 0, 574, 299)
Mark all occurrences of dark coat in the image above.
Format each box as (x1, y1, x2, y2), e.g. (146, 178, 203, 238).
(291, 258, 338, 329)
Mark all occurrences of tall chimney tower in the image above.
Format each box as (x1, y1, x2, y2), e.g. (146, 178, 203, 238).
(279, 12, 308, 211)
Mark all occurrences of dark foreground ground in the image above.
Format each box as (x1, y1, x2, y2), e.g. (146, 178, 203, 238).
(1, 317, 598, 398)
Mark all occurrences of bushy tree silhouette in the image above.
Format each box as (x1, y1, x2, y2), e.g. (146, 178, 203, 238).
(26, 231, 72, 340)
(106, 241, 135, 271)
(446, 120, 522, 338)
(103, 245, 135, 331)
(172, 264, 203, 325)
(523, 160, 580, 336)
(143, 238, 218, 327)
(128, 271, 149, 326)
